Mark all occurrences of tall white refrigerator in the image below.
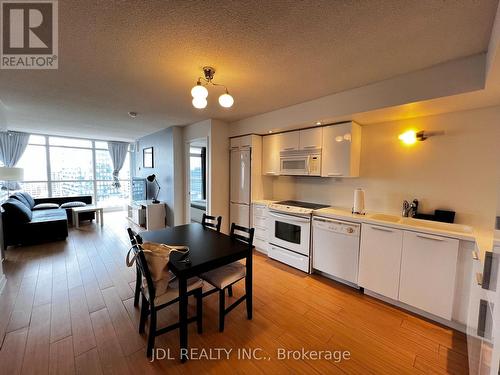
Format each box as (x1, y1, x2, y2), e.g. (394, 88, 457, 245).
(230, 147, 251, 227)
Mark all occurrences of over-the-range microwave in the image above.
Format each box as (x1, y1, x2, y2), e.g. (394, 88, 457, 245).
(279, 150, 321, 176)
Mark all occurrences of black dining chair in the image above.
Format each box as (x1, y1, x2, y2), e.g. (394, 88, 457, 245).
(127, 228, 143, 307)
(200, 223, 254, 332)
(130, 242, 204, 357)
(201, 213, 222, 232)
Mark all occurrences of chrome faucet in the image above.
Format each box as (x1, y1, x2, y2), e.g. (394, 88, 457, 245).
(402, 199, 419, 217)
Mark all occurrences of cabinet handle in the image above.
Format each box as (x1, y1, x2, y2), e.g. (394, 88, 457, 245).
(370, 226, 394, 233)
(303, 145, 317, 149)
(482, 251, 493, 290)
(476, 272, 483, 286)
(477, 299, 489, 338)
(416, 234, 445, 242)
(265, 171, 277, 175)
(472, 251, 479, 260)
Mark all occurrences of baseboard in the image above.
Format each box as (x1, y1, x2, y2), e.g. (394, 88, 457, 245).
(364, 289, 466, 333)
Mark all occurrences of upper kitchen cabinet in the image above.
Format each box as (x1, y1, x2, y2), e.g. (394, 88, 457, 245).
(278, 131, 299, 152)
(321, 122, 361, 178)
(299, 127, 322, 150)
(230, 135, 252, 150)
(278, 128, 323, 152)
(262, 134, 281, 176)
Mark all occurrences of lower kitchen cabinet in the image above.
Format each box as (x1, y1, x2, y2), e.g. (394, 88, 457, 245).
(399, 231, 459, 320)
(252, 203, 269, 253)
(358, 224, 403, 300)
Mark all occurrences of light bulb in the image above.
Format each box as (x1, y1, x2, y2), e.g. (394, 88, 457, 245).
(398, 130, 417, 145)
(335, 136, 343, 142)
(218, 93, 234, 108)
(192, 97, 207, 109)
(191, 84, 208, 99)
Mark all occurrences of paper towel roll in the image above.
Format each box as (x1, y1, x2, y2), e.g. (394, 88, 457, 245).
(353, 188, 365, 215)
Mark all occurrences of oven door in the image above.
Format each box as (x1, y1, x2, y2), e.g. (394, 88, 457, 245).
(268, 211, 311, 255)
(280, 156, 309, 175)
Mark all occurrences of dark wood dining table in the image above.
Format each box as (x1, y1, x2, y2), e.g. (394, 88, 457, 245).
(141, 223, 253, 360)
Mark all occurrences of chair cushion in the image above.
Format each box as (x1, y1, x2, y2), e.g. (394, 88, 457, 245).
(142, 277, 203, 306)
(33, 203, 60, 210)
(9, 193, 31, 209)
(201, 262, 246, 289)
(60, 201, 87, 209)
(19, 192, 35, 209)
(1, 198, 33, 223)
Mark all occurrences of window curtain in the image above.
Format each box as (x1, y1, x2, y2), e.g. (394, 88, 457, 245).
(0, 131, 29, 190)
(107, 141, 129, 188)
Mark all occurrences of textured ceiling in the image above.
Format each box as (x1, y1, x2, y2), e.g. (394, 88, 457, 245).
(0, 0, 498, 140)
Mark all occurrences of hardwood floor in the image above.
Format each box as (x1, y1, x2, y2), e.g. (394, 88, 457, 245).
(0, 212, 469, 374)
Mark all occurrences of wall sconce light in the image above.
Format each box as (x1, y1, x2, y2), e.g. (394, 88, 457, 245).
(191, 66, 234, 109)
(398, 130, 445, 145)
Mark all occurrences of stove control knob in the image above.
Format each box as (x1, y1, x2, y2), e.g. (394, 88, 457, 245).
(346, 227, 354, 234)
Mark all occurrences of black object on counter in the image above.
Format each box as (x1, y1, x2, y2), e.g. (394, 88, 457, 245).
(413, 209, 455, 223)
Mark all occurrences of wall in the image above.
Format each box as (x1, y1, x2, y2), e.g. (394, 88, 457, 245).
(270, 106, 500, 232)
(229, 54, 486, 137)
(135, 126, 184, 226)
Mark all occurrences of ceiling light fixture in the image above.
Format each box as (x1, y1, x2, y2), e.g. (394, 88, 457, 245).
(191, 66, 234, 109)
(316, 121, 322, 125)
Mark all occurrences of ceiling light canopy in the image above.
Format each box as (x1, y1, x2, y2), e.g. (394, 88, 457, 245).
(191, 66, 234, 109)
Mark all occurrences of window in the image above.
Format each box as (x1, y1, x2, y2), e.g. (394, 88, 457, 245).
(50, 147, 93, 181)
(17, 144, 47, 181)
(189, 146, 206, 202)
(12, 134, 132, 207)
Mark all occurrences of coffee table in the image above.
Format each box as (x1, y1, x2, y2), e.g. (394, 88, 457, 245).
(72, 205, 104, 228)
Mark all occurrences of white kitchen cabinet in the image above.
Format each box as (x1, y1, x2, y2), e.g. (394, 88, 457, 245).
(230, 135, 252, 150)
(399, 231, 459, 320)
(358, 224, 403, 300)
(279, 132, 299, 152)
(321, 122, 361, 177)
(252, 203, 269, 253)
(262, 134, 281, 176)
(299, 128, 322, 150)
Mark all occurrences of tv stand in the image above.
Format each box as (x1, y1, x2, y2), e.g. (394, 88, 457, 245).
(127, 200, 166, 230)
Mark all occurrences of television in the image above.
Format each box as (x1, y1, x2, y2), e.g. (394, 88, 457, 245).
(131, 177, 147, 202)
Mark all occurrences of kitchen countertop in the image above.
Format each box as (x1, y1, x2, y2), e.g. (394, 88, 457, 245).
(313, 207, 497, 255)
(249, 201, 496, 255)
(252, 199, 277, 206)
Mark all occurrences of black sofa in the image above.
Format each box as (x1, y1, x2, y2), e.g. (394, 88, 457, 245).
(1, 193, 94, 248)
(34, 195, 94, 225)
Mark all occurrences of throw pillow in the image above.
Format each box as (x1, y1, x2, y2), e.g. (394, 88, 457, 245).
(1, 198, 33, 223)
(9, 193, 31, 209)
(33, 203, 60, 210)
(60, 201, 86, 208)
(19, 192, 36, 209)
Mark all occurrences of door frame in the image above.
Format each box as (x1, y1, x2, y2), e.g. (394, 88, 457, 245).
(185, 137, 209, 223)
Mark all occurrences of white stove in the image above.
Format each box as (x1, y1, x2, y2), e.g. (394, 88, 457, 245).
(267, 200, 329, 273)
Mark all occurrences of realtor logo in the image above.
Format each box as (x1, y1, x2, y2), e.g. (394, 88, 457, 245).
(1, 0, 58, 69)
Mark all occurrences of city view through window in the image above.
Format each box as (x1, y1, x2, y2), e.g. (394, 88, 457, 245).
(10, 135, 132, 208)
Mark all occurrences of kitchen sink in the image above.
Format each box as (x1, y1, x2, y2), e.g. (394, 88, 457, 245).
(370, 213, 401, 223)
(399, 217, 473, 234)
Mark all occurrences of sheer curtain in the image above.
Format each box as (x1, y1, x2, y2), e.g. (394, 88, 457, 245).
(107, 141, 129, 188)
(0, 131, 29, 190)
